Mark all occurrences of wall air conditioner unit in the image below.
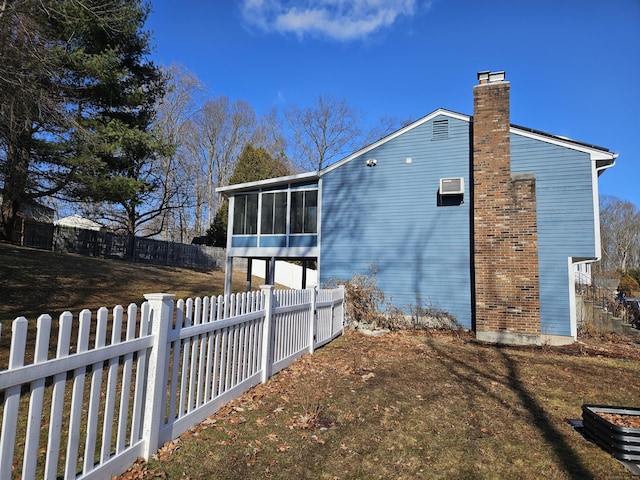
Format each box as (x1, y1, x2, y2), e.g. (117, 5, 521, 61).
(439, 177, 464, 195)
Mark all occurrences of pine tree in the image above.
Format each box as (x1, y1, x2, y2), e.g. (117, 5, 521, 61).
(0, 0, 169, 238)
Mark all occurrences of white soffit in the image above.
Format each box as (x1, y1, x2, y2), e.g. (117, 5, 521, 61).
(216, 171, 319, 194)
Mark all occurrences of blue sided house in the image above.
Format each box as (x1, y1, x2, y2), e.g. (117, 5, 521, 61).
(218, 71, 617, 346)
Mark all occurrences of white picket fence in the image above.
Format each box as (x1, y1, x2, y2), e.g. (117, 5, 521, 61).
(0, 285, 345, 480)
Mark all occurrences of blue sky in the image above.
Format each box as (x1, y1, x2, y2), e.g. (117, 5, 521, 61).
(146, 0, 640, 207)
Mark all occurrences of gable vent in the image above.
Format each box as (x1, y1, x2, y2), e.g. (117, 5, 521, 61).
(432, 119, 449, 141)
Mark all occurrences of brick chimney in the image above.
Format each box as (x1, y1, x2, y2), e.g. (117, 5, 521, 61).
(472, 70, 541, 345)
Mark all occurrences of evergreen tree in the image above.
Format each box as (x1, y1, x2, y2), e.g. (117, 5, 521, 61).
(0, 0, 168, 238)
(206, 198, 229, 247)
(206, 145, 290, 246)
(229, 145, 290, 185)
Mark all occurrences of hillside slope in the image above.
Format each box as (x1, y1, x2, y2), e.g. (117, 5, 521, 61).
(0, 242, 247, 323)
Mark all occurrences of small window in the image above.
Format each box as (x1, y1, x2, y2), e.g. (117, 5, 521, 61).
(432, 119, 449, 141)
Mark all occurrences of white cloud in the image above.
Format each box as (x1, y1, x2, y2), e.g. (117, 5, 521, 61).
(241, 0, 421, 41)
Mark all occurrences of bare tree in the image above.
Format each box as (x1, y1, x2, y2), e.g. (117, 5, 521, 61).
(181, 119, 210, 237)
(196, 97, 256, 224)
(152, 64, 205, 242)
(285, 94, 362, 171)
(359, 114, 414, 149)
(599, 195, 640, 272)
(252, 107, 291, 168)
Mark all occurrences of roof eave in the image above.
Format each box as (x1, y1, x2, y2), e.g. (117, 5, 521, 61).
(320, 109, 470, 176)
(216, 171, 319, 195)
(510, 124, 617, 162)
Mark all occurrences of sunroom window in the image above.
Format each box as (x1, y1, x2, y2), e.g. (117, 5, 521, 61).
(291, 190, 317, 234)
(261, 192, 287, 234)
(233, 193, 258, 234)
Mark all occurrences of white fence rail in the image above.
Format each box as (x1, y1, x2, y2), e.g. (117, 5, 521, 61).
(0, 285, 345, 480)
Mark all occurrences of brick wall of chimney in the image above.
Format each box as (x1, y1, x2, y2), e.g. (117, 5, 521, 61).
(472, 77, 541, 338)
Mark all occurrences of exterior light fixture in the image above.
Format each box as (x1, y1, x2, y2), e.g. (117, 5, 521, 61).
(366, 158, 377, 167)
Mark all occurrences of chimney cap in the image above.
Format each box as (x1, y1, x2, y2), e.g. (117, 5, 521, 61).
(477, 70, 506, 84)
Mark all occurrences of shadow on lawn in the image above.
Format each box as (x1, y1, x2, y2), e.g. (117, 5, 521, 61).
(423, 338, 594, 480)
(496, 346, 594, 480)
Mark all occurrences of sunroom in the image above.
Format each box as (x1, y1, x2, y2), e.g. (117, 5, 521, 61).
(217, 172, 321, 295)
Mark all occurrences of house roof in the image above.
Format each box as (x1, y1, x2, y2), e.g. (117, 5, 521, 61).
(54, 214, 103, 231)
(0, 194, 55, 221)
(217, 171, 319, 195)
(320, 109, 468, 175)
(217, 108, 617, 194)
(508, 122, 616, 167)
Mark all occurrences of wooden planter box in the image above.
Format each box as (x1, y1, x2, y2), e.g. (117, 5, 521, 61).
(582, 404, 640, 462)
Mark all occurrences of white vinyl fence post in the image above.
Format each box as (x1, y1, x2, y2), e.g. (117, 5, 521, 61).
(338, 285, 346, 333)
(308, 287, 317, 354)
(260, 285, 274, 383)
(141, 293, 175, 460)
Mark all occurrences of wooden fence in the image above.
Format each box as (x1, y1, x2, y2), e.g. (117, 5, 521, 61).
(0, 285, 345, 480)
(13, 218, 227, 270)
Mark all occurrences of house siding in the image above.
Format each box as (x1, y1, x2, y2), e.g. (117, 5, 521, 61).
(319, 116, 473, 327)
(219, 69, 616, 347)
(511, 133, 596, 336)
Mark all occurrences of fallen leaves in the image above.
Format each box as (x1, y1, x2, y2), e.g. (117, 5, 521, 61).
(311, 434, 326, 445)
(229, 415, 246, 425)
(361, 372, 375, 381)
(598, 412, 640, 429)
(255, 416, 268, 426)
(117, 329, 640, 480)
(151, 440, 181, 462)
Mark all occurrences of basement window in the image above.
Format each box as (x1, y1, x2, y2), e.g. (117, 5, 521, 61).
(432, 119, 449, 141)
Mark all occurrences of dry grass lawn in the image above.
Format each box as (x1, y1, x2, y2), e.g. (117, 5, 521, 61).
(122, 330, 640, 480)
(0, 243, 241, 324)
(1, 242, 639, 479)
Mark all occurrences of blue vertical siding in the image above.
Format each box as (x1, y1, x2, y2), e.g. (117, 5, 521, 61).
(511, 134, 596, 336)
(320, 116, 473, 327)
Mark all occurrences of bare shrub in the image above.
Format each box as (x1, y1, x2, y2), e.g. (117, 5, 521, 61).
(292, 392, 324, 430)
(328, 271, 461, 333)
(619, 274, 640, 297)
(578, 322, 605, 338)
(327, 268, 386, 328)
(409, 297, 460, 330)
